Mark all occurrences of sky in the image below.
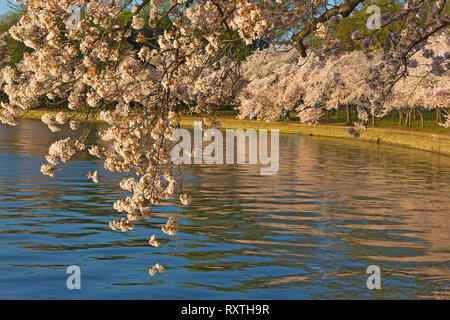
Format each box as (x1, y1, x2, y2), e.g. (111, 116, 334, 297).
(0, 2, 10, 15)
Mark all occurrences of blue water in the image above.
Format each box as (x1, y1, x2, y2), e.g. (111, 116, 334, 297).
(0, 119, 449, 299)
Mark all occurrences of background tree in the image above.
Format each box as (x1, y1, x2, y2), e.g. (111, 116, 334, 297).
(0, 1, 448, 274)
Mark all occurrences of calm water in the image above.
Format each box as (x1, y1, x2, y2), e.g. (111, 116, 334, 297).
(0, 119, 449, 299)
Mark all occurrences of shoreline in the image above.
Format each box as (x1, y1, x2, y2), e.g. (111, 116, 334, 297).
(19, 109, 450, 156)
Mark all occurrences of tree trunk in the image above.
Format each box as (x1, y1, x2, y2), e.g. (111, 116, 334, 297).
(417, 108, 424, 128)
(346, 105, 352, 124)
(436, 108, 441, 124)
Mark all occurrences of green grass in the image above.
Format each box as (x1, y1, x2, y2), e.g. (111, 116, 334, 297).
(180, 115, 450, 155)
(19, 109, 102, 122)
(11, 107, 450, 136)
(371, 118, 448, 133)
(5, 108, 450, 155)
(185, 109, 449, 135)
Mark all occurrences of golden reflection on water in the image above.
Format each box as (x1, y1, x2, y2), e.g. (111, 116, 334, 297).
(0, 120, 449, 299)
(183, 133, 450, 298)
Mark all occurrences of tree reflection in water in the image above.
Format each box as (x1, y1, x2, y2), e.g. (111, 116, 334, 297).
(0, 120, 449, 299)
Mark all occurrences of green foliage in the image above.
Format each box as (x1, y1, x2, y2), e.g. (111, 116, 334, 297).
(0, 10, 31, 67)
(329, 0, 403, 51)
(0, 11, 20, 34)
(304, 0, 403, 52)
(327, 0, 450, 51)
(219, 29, 268, 63)
(2, 36, 32, 67)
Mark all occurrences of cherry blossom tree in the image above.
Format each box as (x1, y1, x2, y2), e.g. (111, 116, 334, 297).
(0, 0, 448, 274)
(236, 31, 448, 128)
(237, 47, 300, 121)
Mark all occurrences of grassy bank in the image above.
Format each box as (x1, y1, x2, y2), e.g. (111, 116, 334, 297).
(16, 109, 450, 156)
(181, 116, 450, 156)
(20, 109, 102, 121)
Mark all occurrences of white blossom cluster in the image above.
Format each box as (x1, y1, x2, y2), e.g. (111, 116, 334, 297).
(237, 32, 449, 127)
(149, 235, 161, 248)
(149, 263, 165, 276)
(109, 217, 135, 232)
(161, 217, 176, 236)
(0, 0, 447, 275)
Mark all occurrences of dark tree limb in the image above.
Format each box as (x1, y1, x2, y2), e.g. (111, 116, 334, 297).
(294, 0, 365, 57)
